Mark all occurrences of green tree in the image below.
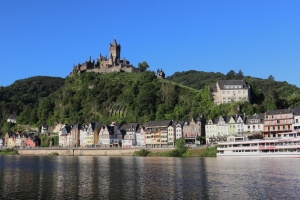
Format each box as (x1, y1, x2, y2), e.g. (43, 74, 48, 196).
(175, 138, 187, 154)
(138, 61, 149, 72)
(226, 70, 236, 80)
(268, 75, 275, 81)
(236, 70, 244, 79)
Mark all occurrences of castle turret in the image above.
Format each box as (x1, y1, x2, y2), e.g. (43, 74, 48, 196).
(109, 39, 121, 66)
(157, 68, 165, 79)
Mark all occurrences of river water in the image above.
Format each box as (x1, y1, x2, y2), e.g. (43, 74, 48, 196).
(0, 156, 300, 200)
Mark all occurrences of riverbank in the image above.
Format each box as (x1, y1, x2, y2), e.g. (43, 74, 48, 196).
(134, 146, 217, 157)
(0, 148, 19, 155)
(16, 146, 217, 157)
(18, 148, 173, 156)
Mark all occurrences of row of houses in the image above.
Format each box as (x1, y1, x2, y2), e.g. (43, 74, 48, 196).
(0, 132, 40, 148)
(40, 116, 206, 149)
(2, 107, 300, 149)
(206, 107, 300, 144)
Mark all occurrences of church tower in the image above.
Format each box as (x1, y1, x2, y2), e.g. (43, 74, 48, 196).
(109, 39, 121, 66)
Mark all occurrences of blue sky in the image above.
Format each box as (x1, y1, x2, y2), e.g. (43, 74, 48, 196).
(1, 0, 300, 87)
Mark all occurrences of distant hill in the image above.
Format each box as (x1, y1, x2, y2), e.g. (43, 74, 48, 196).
(167, 70, 300, 111)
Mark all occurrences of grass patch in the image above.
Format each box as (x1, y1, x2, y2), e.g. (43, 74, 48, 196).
(184, 147, 217, 157)
(134, 149, 150, 156)
(0, 148, 19, 155)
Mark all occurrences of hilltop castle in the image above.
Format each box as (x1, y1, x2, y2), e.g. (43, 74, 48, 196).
(70, 39, 140, 75)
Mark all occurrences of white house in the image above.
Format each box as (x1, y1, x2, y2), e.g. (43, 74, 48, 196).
(244, 113, 264, 133)
(58, 124, 71, 147)
(205, 118, 218, 144)
(80, 124, 88, 148)
(175, 122, 183, 140)
(7, 115, 17, 123)
(136, 127, 146, 147)
(98, 122, 123, 148)
(121, 123, 139, 149)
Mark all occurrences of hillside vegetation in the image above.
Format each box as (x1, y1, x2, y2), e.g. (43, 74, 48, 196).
(1, 70, 299, 134)
(37, 71, 211, 125)
(0, 76, 65, 133)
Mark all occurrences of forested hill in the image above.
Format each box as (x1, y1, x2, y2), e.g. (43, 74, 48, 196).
(1, 70, 300, 134)
(36, 72, 210, 126)
(167, 70, 300, 110)
(0, 76, 65, 132)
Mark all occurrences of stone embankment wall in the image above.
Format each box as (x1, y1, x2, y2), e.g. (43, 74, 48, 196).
(18, 148, 173, 156)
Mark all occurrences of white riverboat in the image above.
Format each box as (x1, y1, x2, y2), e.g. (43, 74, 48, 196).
(217, 132, 300, 157)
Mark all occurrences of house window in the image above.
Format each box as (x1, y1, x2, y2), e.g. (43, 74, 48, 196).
(222, 91, 225, 94)
(296, 119, 299, 123)
(227, 91, 230, 94)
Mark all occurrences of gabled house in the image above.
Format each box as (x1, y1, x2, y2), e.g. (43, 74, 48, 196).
(80, 124, 89, 148)
(58, 124, 71, 147)
(15, 132, 27, 148)
(236, 115, 246, 134)
(167, 121, 177, 146)
(244, 113, 264, 134)
(205, 118, 219, 144)
(227, 116, 237, 135)
(182, 116, 205, 145)
(70, 124, 81, 147)
(85, 122, 101, 147)
(175, 121, 184, 141)
(26, 133, 40, 147)
(145, 120, 172, 148)
(5, 132, 16, 148)
(121, 123, 139, 149)
(7, 114, 17, 123)
(136, 126, 146, 147)
(98, 122, 123, 148)
(41, 124, 48, 134)
(217, 116, 229, 137)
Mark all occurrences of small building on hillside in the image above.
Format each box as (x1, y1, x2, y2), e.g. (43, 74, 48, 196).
(211, 80, 251, 104)
(7, 115, 17, 123)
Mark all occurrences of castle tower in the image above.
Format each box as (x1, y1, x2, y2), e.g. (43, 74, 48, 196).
(109, 39, 121, 66)
(157, 68, 165, 79)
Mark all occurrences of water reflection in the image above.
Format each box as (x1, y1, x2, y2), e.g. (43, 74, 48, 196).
(1, 156, 300, 199)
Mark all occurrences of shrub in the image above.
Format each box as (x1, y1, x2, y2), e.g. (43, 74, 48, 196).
(175, 138, 187, 155)
(134, 149, 150, 156)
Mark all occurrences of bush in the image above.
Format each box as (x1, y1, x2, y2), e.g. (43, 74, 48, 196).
(200, 147, 217, 157)
(166, 149, 182, 157)
(0, 148, 19, 155)
(134, 149, 150, 156)
(175, 138, 187, 155)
